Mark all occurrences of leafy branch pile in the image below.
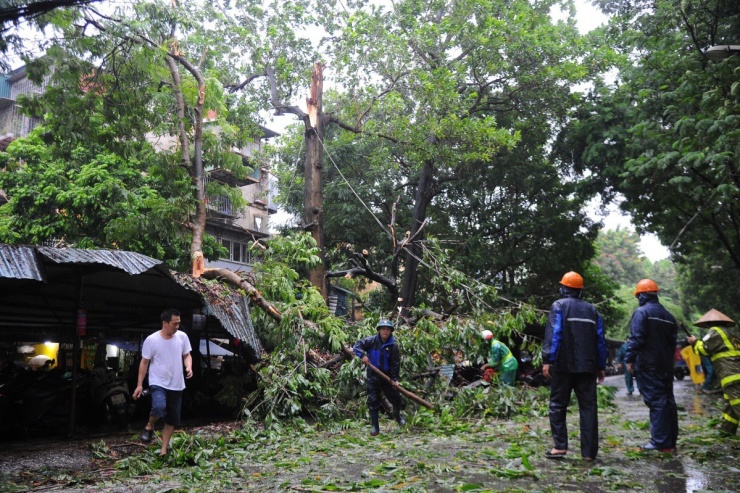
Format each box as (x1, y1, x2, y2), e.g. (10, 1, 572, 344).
(231, 233, 549, 427)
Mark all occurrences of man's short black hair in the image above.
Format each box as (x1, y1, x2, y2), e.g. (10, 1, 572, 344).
(161, 308, 181, 323)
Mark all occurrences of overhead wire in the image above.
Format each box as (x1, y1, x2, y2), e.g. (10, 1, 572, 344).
(314, 130, 542, 315)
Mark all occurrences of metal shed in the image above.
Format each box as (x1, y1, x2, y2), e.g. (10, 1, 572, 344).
(0, 244, 262, 359)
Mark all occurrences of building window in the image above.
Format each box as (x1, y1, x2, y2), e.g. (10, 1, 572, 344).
(221, 239, 232, 256)
(220, 238, 252, 265)
(254, 217, 262, 232)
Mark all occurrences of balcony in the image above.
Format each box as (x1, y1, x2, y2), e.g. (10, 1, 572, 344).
(206, 195, 236, 218)
(208, 167, 259, 188)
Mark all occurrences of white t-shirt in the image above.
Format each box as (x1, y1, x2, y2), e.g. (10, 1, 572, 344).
(142, 330, 192, 390)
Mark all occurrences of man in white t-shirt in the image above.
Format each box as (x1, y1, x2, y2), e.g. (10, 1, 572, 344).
(133, 308, 193, 456)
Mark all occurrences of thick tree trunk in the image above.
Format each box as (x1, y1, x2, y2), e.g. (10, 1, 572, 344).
(303, 62, 327, 297)
(166, 52, 207, 261)
(191, 80, 206, 256)
(400, 161, 435, 314)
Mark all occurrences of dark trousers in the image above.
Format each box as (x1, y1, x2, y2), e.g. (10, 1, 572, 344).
(367, 376, 402, 413)
(701, 356, 716, 391)
(549, 371, 599, 458)
(635, 370, 678, 448)
(624, 369, 637, 393)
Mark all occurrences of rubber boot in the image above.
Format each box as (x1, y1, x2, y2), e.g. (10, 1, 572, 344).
(370, 410, 380, 436)
(394, 410, 406, 427)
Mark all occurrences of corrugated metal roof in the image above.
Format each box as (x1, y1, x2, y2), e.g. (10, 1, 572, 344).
(207, 295, 262, 355)
(172, 272, 263, 358)
(0, 244, 163, 280)
(0, 244, 44, 281)
(0, 244, 263, 360)
(37, 246, 163, 275)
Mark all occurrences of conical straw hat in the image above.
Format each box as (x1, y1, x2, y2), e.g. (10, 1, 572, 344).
(694, 309, 735, 326)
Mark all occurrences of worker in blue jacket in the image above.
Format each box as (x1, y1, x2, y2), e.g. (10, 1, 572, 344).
(616, 337, 639, 395)
(353, 319, 405, 436)
(542, 271, 607, 462)
(625, 279, 678, 452)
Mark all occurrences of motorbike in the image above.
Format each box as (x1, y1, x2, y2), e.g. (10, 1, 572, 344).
(0, 364, 134, 439)
(674, 346, 689, 381)
(519, 366, 548, 387)
(0, 364, 91, 439)
(90, 366, 135, 426)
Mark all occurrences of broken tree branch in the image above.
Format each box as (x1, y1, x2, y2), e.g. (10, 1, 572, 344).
(341, 346, 435, 409)
(326, 251, 398, 301)
(200, 268, 282, 322)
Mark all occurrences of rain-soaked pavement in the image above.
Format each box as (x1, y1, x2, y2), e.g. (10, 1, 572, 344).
(0, 373, 738, 492)
(599, 373, 739, 493)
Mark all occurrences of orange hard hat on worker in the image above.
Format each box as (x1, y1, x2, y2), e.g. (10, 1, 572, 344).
(633, 279, 659, 296)
(559, 271, 584, 289)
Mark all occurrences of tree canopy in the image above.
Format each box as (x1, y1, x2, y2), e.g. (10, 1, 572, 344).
(555, 0, 740, 314)
(0, 0, 316, 268)
(593, 227, 647, 286)
(275, 0, 617, 317)
(4, 0, 733, 330)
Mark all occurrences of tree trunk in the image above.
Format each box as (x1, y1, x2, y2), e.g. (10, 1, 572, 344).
(303, 62, 327, 297)
(166, 51, 207, 262)
(201, 268, 282, 322)
(400, 160, 435, 314)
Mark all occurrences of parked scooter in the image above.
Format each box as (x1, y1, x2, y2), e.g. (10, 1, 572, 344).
(90, 366, 135, 426)
(0, 361, 134, 439)
(673, 346, 689, 381)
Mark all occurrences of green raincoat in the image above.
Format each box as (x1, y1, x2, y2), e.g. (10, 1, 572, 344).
(489, 339, 518, 386)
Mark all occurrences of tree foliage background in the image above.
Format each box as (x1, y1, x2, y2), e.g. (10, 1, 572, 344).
(555, 0, 740, 316)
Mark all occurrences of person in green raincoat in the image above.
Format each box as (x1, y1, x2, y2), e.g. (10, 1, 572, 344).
(687, 309, 740, 435)
(481, 328, 518, 386)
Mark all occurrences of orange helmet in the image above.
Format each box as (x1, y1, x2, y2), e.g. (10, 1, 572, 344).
(634, 279, 659, 295)
(559, 271, 584, 289)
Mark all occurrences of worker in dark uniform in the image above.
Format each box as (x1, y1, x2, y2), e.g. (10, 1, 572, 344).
(543, 271, 607, 462)
(625, 279, 678, 452)
(353, 319, 405, 436)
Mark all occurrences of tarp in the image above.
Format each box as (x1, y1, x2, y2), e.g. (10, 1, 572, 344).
(199, 339, 235, 357)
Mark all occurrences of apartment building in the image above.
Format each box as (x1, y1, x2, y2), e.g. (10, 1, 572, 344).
(0, 66, 50, 150)
(0, 66, 278, 265)
(204, 132, 279, 272)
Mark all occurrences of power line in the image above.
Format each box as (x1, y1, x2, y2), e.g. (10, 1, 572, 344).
(315, 132, 540, 315)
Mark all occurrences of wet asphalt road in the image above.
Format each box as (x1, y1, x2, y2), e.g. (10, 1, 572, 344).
(1, 373, 737, 493)
(602, 372, 738, 493)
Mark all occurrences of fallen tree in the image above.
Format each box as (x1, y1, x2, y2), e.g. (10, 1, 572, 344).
(200, 267, 282, 323)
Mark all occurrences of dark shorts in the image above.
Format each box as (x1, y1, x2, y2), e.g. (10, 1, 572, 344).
(149, 385, 183, 427)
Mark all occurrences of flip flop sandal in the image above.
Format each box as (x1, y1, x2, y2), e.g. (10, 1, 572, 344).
(545, 450, 567, 459)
